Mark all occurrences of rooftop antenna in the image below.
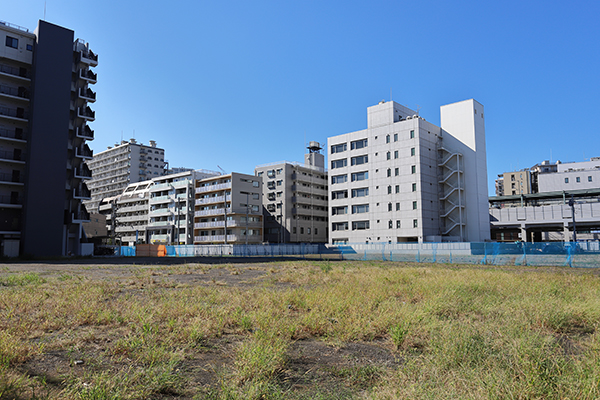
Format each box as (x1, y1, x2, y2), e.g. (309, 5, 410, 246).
(120, 130, 123, 142)
(217, 165, 226, 175)
(416, 105, 421, 116)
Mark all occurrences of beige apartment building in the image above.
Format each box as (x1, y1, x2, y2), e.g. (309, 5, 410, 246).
(193, 172, 263, 244)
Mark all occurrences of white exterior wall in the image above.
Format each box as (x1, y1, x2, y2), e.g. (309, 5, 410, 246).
(440, 99, 490, 242)
(538, 159, 600, 193)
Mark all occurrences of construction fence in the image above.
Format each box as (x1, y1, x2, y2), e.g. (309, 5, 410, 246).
(106, 241, 600, 268)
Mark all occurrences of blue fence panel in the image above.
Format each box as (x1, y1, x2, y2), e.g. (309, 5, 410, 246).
(120, 246, 135, 257)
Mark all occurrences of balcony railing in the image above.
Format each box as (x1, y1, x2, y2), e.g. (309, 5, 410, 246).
(75, 125, 94, 140)
(0, 84, 29, 99)
(79, 69, 97, 83)
(0, 106, 28, 120)
(74, 164, 92, 179)
(77, 106, 95, 121)
(78, 87, 96, 102)
(72, 209, 90, 222)
(73, 186, 91, 199)
(0, 128, 25, 141)
(0, 63, 29, 79)
(195, 182, 231, 193)
(194, 235, 239, 243)
(0, 150, 25, 162)
(79, 49, 98, 65)
(195, 195, 230, 206)
(75, 144, 93, 159)
(0, 194, 21, 205)
(0, 172, 24, 183)
(194, 208, 228, 217)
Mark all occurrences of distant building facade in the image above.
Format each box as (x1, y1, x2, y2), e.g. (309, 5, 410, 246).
(84, 139, 166, 213)
(0, 20, 97, 257)
(327, 100, 490, 244)
(255, 142, 328, 243)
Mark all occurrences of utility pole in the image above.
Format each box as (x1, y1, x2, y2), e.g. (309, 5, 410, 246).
(568, 195, 577, 242)
(245, 192, 249, 246)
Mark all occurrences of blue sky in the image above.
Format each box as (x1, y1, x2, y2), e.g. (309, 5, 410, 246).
(4, 0, 600, 195)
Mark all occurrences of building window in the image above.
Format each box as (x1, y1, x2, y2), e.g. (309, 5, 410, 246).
(411, 165, 416, 174)
(412, 183, 417, 192)
(331, 143, 347, 153)
(5, 36, 18, 49)
(394, 150, 399, 159)
(307, 228, 311, 234)
(388, 203, 392, 212)
(352, 221, 370, 230)
(293, 227, 297, 234)
(396, 203, 400, 211)
(352, 204, 369, 214)
(332, 206, 348, 215)
(411, 148, 415, 156)
(395, 167, 399, 176)
(413, 201, 417, 210)
(413, 219, 418, 228)
(315, 228, 318, 235)
(387, 185, 392, 194)
(332, 222, 348, 231)
(386, 152, 391, 160)
(386, 135, 390, 143)
(331, 174, 347, 184)
(395, 185, 399, 193)
(351, 155, 368, 166)
(331, 159, 347, 169)
(565, 178, 569, 184)
(300, 227, 304, 234)
(394, 133, 398, 142)
(351, 171, 368, 181)
(410, 130, 415, 139)
(387, 168, 391, 177)
(26, 44, 33, 51)
(352, 188, 369, 198)
(396, 220, 401, 228)
(389, 220, 393, 229)
(576, 177, 581, 183)
(351, 139, 368, 150)
(589, 176, 593, 182)
(332, 190, 348, 199)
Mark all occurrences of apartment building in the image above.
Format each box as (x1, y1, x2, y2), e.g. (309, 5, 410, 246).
(84, 139, 165, 213)
(0, 20, 97, 257)
(327, 99, 489, 244)
(255, 142, 328, 243)
(193, 173, 263, 244)
(147, 169, 219, 245)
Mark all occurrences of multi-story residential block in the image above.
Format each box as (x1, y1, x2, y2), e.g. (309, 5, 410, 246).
(498, 170, 531, 196)
(147, 169, 219, 245)
(193, 173, 263, 244)
(84, 139, 165, 213)
(0, 20, 97, 257)
(327, 99, 490, 244)
(255, 142, 328, 243)
(538, 158, 600, 193)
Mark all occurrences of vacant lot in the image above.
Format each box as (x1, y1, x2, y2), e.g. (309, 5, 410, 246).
(1, 257, 600, 399)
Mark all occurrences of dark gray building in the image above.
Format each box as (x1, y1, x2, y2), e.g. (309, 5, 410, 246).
(0, 20, 97, 257)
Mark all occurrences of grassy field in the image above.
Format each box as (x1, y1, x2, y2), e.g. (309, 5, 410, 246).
(1, 258, 600, 399)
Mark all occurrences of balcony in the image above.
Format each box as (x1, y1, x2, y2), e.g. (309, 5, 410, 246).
(73, 186, 91, 199)
(78, 49, 98, 67)
(195, 195, 230, 206)
(77, 106, 95, 121)
(75, 125, 94, 140)
(147, 220, 172, 228)
(0, 84, 29, 101)
(0, 194, 22, 207)
(0, 128, 25, 143)
(79, 69, 97, 83)
(0, 172, 24, 185)
(78, 87, 96, 102)
(194, 220, 261, 229)
(0, 63, 30, 81)
(194, 235, 238, 243)
(195, 182, 231, 193)
(72, 209, 91, 223)
(119, 204, 147, 213)
(149, 195, 173, 205)
(149, 208, 172, 217)
(0, 150, 25, 164)
(74, 164, 92, 179)
(118, 214, 148, 223)
(75, 144, 93, 159)
(0, 106, 28, 122)
(194, 208, 227, 217)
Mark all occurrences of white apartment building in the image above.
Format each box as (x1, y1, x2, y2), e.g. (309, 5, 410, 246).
(255, 142, 328, 243)
(328, 99, 489, 244)
(0, 20, 97, 257)
(84, 139, 165, 213)
(194, 173, 263, 244)
(147, 169, 219, 245)
(103, 180, 152, 246)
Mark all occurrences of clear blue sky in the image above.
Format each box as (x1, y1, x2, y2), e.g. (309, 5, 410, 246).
(4, 0, 600, 195)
